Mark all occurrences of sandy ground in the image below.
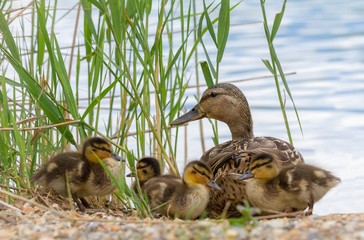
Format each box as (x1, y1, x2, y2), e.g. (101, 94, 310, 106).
(1, 201, 363, 240)
(0, 189, 363, 240)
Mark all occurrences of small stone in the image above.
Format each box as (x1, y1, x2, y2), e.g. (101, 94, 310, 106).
(322, 220, 337, 229)
(0, 230, 15, 239)
(88, 222, 100, 229)
(225, 229, 238, 238)
(357, 230, 364, 239)
(266, 219, 287, 229)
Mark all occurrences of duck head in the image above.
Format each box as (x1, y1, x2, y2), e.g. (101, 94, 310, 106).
(127, 157, 161, 182)
(83, 137, 120, 164)
(171, 83, 254, 140)
(238, 153, 281, 181)
(183, 161, 222, 190)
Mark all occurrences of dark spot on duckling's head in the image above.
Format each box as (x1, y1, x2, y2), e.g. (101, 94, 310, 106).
(137, 157, 161, 176)
(84, 137, 109, 147)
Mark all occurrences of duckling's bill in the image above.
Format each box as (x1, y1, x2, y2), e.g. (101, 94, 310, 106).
(111, 152, 121, 161)
(207, 180, 222, 190)
(237, 170, 254, 181)
(126, 172, 135, 177)
(170, 104, 205, 126)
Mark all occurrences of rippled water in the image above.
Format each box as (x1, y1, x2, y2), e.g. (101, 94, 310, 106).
(11, 0, 364, 215)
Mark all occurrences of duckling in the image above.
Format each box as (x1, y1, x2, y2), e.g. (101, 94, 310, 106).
(170, 83, 304, 217)
(127, 157, 161, 191)
(237, 152, 341, 214)
(31, 137, 120, 211)
(142, 160, 222, 220)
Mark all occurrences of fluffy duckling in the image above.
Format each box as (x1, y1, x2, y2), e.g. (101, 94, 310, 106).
(32, 137, 120, 211)
(127, 157, 162, 191)
(171, 83, 304, 217)
(238, 152, 341, 214)
(142, 161, 222, 219)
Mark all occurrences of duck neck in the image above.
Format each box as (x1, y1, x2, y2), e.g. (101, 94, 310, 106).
(229, 123, 254, 141)
(226, 110, 254, 141)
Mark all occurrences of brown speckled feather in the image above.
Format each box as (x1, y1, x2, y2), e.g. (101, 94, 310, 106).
(201, 137, 304, 217)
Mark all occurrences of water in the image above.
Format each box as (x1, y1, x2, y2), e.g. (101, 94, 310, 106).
(10, 0, 364, 215)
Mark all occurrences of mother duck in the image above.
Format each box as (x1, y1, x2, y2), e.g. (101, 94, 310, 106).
(170, 83, 304, 217)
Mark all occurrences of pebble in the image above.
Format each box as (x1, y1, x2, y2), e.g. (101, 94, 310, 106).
(225, 229, 238, 238)
(0, 230, 15, 239)
(1, 209, 364, 240)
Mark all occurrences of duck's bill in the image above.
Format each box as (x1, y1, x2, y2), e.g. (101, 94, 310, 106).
(111, 152, 121, 161)
(237, 170, 254, 181)
(170, 104, 205, 126)
(126, 172, 135, 177)
(207, 180, 222, 190)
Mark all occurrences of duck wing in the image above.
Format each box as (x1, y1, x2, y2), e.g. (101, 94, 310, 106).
(201, 136, 304, 177)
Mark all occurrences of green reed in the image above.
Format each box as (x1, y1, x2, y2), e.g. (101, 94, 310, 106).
(0, 0, 299, 218)
(260, 0, 303, 144)
(0, 0, 235, 216)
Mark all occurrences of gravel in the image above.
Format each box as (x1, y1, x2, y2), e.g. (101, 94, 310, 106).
(1, 203, 364, 240)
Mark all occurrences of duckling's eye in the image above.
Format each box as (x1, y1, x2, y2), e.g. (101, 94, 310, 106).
(200, 171, 207, 176)
(91, 143, 110, 153)
(142, 170, 147, 174)
(210, 91, 217, 97)
(192, 166, 209, 177)
(266, 165, 273, 169)
(99, 147, 112, 153)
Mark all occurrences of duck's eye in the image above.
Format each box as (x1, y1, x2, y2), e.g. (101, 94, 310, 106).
(191, 170, 196, 174)
(143, 170, 147, 174)
(99, 146, 111, 153)
(210, 92, 217, 97)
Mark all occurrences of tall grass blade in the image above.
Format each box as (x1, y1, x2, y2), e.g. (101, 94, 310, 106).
(217, 0, 230, 64)
(261, 59, 274, 74)
(271, 0, 287, 42)
(202, 0, 218, 47)
(200, 61, 214, 88)
(198, 11, 217, 80)
(259, 0, 303, 143)
(81, 77, 120, 121)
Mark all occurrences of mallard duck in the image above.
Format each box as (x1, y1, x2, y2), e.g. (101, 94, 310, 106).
(142, 160, 222, 219)
(127, 157, 161, 191)
(237, 152, 341, 214)
(31, 137, 120, 211)
(170, 83, 304, 217)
